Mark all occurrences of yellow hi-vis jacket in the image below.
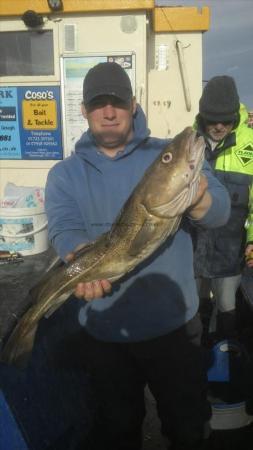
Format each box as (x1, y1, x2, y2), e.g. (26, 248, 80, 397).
(193, 104, 253, 277)
(245, 184, 253, 243)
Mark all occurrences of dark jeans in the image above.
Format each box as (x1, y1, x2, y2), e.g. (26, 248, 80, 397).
(57, 314, 211, 450)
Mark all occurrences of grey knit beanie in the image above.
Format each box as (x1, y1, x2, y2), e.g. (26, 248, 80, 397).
(199, 75, 240, 122)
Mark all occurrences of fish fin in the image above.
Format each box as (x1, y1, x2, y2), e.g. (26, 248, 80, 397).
(128, 221, 157, 256)
(127, 204, 165, 257)
(1, 291, 73, 368)
(128, 214, 182, 258)
(74, 240, 100, 258)
(45, 255, 63, 272)
(29, 265, 64, 302)
(128, 204, 156, 256)
(44, 292, 71, 318)
(0, 320, 38, 368)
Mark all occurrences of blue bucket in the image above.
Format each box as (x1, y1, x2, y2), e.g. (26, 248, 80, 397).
(207, 339, 248, 383)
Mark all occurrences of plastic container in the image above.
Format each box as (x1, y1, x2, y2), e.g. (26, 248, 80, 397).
(207, 340, 245, 382)
(208, 339, 253, 430)
(210, 401, 253, 430)
(0, 206, 48, 256)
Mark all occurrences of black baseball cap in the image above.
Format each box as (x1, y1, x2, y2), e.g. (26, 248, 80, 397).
(83, 62, 133, 105)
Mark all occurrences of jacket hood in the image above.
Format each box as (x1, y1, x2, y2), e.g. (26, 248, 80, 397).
(75, 104, 150, 163)
(238, 103, 249, 126)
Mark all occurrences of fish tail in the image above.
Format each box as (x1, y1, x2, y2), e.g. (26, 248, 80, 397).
(0, 313, 38, 368)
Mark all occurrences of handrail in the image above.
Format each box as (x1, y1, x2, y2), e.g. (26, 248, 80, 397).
(176, 40, 191, 112)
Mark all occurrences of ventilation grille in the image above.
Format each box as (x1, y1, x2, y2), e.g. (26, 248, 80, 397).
(64, 24, 76, 52)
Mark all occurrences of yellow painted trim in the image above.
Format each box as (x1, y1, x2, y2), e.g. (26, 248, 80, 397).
(0, 0, 154, 16)
(152, 6, 210, 32)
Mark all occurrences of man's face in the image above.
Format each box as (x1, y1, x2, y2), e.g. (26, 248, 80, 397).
(204, 120, 234, 142)
(82, 95, 136, 155)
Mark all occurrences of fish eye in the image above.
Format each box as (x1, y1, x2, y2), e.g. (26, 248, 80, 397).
(162, 152, 172, 163)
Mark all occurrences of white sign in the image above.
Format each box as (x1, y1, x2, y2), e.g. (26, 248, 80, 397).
(61, 53, 136, 157)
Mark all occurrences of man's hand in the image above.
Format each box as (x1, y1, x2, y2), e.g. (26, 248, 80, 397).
(245, 244, 253, 268)
(74, 280, 112, 301)
(187, 174, 212, 220)
(65, 248, 112, 301)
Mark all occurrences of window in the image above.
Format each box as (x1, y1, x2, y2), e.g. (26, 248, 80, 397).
(0, 30, 54, 76)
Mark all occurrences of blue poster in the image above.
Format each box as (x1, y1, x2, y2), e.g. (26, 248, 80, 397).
(0, 87, 21, 159)
(0, 86, 63, 160)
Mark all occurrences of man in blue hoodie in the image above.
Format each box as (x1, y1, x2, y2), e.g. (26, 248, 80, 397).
(45, 62, 230, 450)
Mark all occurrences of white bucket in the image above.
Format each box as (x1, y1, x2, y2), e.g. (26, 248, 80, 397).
(0, 207, 49, 256)
(210, 401, 253, 430)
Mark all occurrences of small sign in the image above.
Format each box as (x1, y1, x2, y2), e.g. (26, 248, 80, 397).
(22, 99, 57, 130)
(0, 86, 63, 160)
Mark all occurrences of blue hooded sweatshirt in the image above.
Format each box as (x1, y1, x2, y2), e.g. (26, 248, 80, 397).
(45, 105, 230, 342)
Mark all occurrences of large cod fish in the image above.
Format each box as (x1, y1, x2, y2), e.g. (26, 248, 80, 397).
(1, 127, 204, 366)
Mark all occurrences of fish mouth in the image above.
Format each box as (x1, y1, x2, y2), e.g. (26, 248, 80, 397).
(189, 130, 204, 150)
(187, 131, 205, 167)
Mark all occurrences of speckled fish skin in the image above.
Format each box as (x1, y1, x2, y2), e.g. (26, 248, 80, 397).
(1, 127, 204, 366)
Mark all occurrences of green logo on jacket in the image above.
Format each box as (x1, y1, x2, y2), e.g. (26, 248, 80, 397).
(235, 143, 253, 167)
